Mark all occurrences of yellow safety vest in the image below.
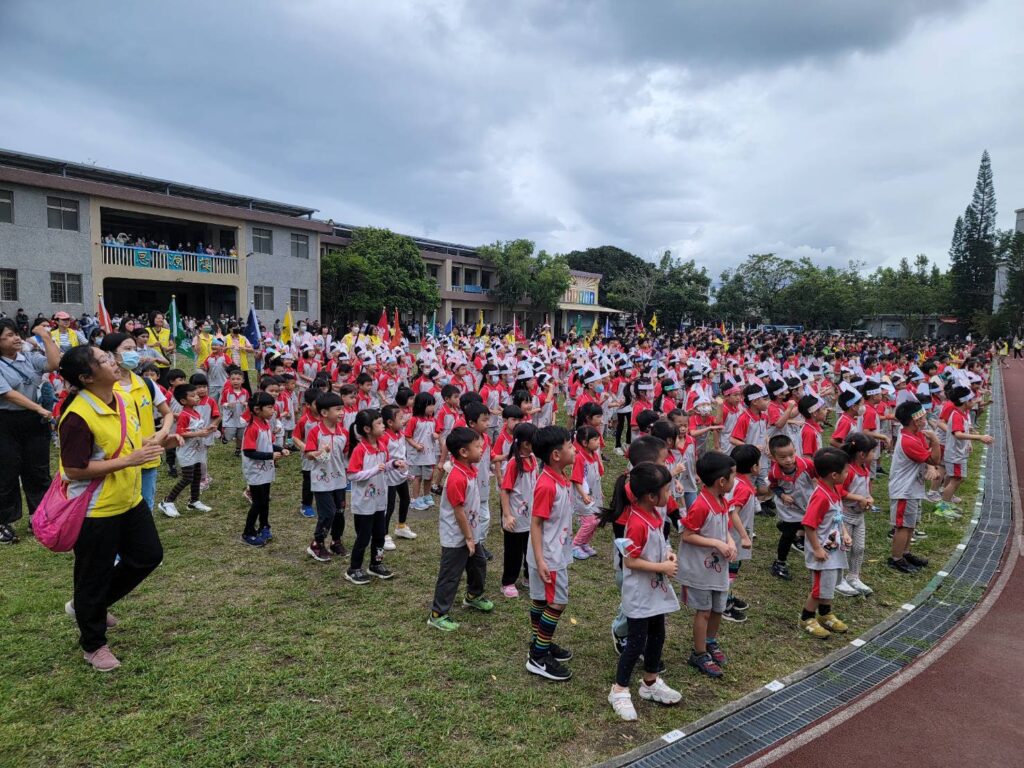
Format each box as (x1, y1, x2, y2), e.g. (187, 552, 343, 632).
(50, 328, 80, 348)
(59, 390, 143, 518)
(115, 372, 160, 470)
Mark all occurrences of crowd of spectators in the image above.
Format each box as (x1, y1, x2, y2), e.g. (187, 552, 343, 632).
(102, 234, 237, 257)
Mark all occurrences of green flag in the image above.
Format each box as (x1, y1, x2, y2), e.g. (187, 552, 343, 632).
(167, 295, 195, 361)
(575, 313, 582, 336)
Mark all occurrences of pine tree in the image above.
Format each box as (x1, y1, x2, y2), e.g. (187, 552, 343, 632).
(949, 151, 997, 321)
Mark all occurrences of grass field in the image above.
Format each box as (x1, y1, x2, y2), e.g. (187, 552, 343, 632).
(0, 403, 986, 768)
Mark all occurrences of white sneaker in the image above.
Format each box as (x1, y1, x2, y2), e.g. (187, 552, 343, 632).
(835, 578, 860, 597)
(925, 490, 942, 503)
(187, 500, 212, 513)
(383, 535, 397, 551)
(614, 447, 624, 456)
(158, 501, 180, 518)
(394, 525, 417, 539)
(848, 577, 873, 595)
(422, 495, 435, 508)
(608, 688, 637, 721)
(638, 677, 682, 705)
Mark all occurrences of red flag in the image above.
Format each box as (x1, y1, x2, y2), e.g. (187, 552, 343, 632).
(97, 294, 113, 333)
(377, 307, 390, 341)
(514, 315, 525, 343)
(390, 308, 402, 349)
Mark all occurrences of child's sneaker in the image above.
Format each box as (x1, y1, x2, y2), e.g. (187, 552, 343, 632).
(462, 595, 495, 612)
(430, 484, 443, 496)
(608, 688, 637, 720)
(241, 533, 265, 547)
(687, 650, 723, 678)
(258, 525, 273, 543)
(368, 563, 395, 580)
(82, 644, 121, 673)
(612, 630, 627, 657)
(427, 614, 459, 632)
(345, 569, 371, 585)
(802, 617, 831, 638)
(793, 538, 805, 552)
(818, 613, 849, 633)
(383, 535, 397, 551)
(835, 578, 861, 597)
(583, 544, 598, 557)
(500, 583, 519, 598)
(394, 524, 417, 539)
(770, 560, 792, 580)
(547, 643, 573, 662)
(638, 676, 682, 705)
(187, 500, 212, 513)
(299, 504, 316, 518)
(329, 539, 347, 557)
(925, 489, 942, 502)
(912, 528, 928, 541)
(887, 556, 918, 574)
(848, 577, 873, 595)
(904, 552, 929, 568)
(157, 501, 180, 518)
(421, 495, 435, 508)
(721, 606, 747, 623)
(728, 595, 749, 612)
(307, 541, 332, 562)
(705, 640, 728, 666)
(526, 653, 572, 681)
(572, 545, 592, 560)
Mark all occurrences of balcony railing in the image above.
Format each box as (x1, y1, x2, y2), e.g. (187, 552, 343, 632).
(101, 244, 239, 275)
(450, 284, 492, 294)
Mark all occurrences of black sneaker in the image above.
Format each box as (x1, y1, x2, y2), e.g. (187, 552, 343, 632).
(887, 556, 917, 574)
(329, 539, 348, 557)
(549, 643, 573, 662)
(722, 606, 747, 623)
(346, 569, 371, 585)
(612, 630, 627, 657)
(793, 538, 805, 552)
(904, 552, 929, 568)
(368, 563, 395, 580)
(0, 523, 19, 544)
(430, 484, 443, 496)
(526, 653, 572, 681)
(728, 595, 749, 612)
(771, 560, 792, 580)
(233, 448, 241, 457)
(688, 650, 723, 679)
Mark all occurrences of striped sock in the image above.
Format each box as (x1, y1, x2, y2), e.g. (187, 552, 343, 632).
(529, 600, 546, 644)
(533, 605, 564, 657)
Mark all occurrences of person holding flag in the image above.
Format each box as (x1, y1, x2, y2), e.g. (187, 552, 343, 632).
(224, 309, 257, 392)
(166, 295, 195, 364)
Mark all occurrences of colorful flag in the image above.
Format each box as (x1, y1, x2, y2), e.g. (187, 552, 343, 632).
(244, 305, 261, 351)
(475, 309, 484, 337)
(649, 313, 658, 332)
(377, 307, 391, 342)
(97, 294, 113, 333)
(430, 310, 437, 337)
(719, 320, 727, 335)
(281, 306, 294, 345)
(390, 308, 402, 349)
(166, 295, 195, 361)
(575, 313, 582, 337)
(603, 315, 611, 338)
(514, 315, 525, 343)
(585, 315, 599, 347)
(444, 317, 454, 335)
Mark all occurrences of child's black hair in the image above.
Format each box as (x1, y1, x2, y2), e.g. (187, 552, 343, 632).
(166, 368, 187, 384)
(188, 372, 208, 386)
(258, 375, 277, 390)
(600, 461, 672, 528)
(303, 388, 321, 406)
(533, 425, 571, 466)
(841, 431, 878, 458)
(226, 365, 243, 378)
(459, 391, 483, 410)
(412, 391, 435, 417)
(502, 404, 524, 420)
(348, 408, 382, 457)
(636, 409, 660, 433)
(812, 446, 849, 477)
(838, 389, 861, 412)
(173, 383, 197, 404)
(894, 400, 923, 426)
(441, 383, 460, 401)
(248, 391, 275, 413)
(797, 394, 820, 418)
(742, 383, 766, 405)
(625, 435, 668, 466)
(575, 400, 604, 430)
(315, 392, 343, 412)
(508, 422, 538, 476)
(768, 434, 794, 455)
(139, 362, 160, 377)
(511, 389, 530, 408)
(463, 401, 489, 427)
(381, 404, 401, 428)
(446, 425, 481, 457)
(355, 372, 373, 386)
(395, 387, 414, 408)
(649, 419, 678, 444)
(338, 382, 358, 398)
(731, 444, 761, 475)
(575, 424, 600, 446)
(695, 450, 736, 487)
(666, 408, 687, 423)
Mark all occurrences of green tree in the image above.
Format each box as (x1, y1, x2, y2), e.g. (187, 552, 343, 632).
(320, 248, 384, 327)
(775, 259, 864, 329)
(345, 227, 440, 316)
(651, 250, 711, 328)
(607, 263, 660, 321)
(865, 254, 951, 338)
(478, 239, 536, 314)
(530, 250, 572, 316)
(711, 254, 794, 323)
(712, 269, 754, 323)
(950, 150, 998, 325)
(565, 245, 654, 309)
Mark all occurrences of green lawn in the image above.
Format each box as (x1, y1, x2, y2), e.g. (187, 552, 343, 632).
(0, 407, 986, 768)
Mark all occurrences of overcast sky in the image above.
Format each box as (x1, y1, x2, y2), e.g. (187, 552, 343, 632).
(2, 0, 1022, 276)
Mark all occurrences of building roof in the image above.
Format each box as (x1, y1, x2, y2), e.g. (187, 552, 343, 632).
(0, 148, 319, 218)
(559, 302, 624, 314)
(327, 223, 479, 259)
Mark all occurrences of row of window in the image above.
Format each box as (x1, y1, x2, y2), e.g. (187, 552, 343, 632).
(0, 189, 312, 258)
(0, 268, 81, 303)
(253, 285, 308, 312)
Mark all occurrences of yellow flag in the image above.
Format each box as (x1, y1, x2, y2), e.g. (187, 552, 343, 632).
(476, 309, 484, 337)
(281, 306, 294, 345)
(585, 315, 599, 348)
(649, 313, 658, 332)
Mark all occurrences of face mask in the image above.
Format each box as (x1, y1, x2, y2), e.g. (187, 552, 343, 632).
(594, 384, 605, 394)
(119, 350, 141, 370)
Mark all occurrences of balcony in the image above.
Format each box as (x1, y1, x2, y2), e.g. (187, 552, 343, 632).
(449, 284, 492, 294)
(102, 244, 239, 276)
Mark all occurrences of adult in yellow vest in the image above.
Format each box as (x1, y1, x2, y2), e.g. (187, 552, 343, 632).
(102, 332, 175, 512)
(145, 311, 174, 372)
(224, 324, 255, 392)
(194, 324, 216, 367)
(50, 311, 86, 353)
(56, 344, 177, 672)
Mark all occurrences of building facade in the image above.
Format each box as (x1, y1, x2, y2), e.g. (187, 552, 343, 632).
(555, 270, 621, 335)
(0, 149, 325, 326)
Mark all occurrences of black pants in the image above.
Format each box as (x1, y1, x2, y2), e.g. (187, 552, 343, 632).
(165, 463, 200, 503)
(616, 614, 666, 686)
(777, 520, 803, 562)
(313, 489, 346, 543)
(501, 530, 530, 586)
(614, 413, 632, 448)
(432, 544, 486, 615)
(1014, 347, 1022, 359)
(73, 502, 163, 652)
(385, 482, 410, 530)
(0, 410, 51, 526)
(244, 483, 271, 536)
(301, 470, 313, 507)
(350, 510, 386, 571)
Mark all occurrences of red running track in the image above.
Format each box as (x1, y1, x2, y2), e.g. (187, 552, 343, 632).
(741, 361, 1024, 768)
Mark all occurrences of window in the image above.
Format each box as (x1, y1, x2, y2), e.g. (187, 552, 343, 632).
(46, 197, 79, 231)
(219, 228, 235, 249)
(0, 269, 17, 301)
(451, 266, 462, 287)
(480, 271, 491, 290)
(253, 285, 274, 310)
(427, 264, 439, 281)
(0, 189, 12, 224)
(290, 233, 309, 259)
(253, 227, 272, 254)
(50, 272, 82, 303)
(290, 288, 309, 312)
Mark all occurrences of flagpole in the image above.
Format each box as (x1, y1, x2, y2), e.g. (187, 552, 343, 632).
(170, 293, 177, 368)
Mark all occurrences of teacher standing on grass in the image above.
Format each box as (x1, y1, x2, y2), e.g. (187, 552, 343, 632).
(58, 345, 178, 672)
(0, 317, 60, 544)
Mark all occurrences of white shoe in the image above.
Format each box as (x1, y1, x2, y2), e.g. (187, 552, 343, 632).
(614, 447, 624, 456)
(638, 676, 682, 705)
(383, 535, 397, 551)
(422, 496, 435, 508)
(608, 688, 637, 721)
(848, 577, 873, 595)
(394, 525, 417, 539)
(835, 578, 860, 597)
(925, 490, 942, 503)
(410, 498, 427, 511)
(187, 500, 212, 512)
(158, 501, 180, 518)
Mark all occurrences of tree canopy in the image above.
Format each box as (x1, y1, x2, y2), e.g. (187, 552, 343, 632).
(476, 239, 571, 315)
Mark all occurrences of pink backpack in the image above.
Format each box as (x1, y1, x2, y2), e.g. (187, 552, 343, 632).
(33, 393, 128, 552)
